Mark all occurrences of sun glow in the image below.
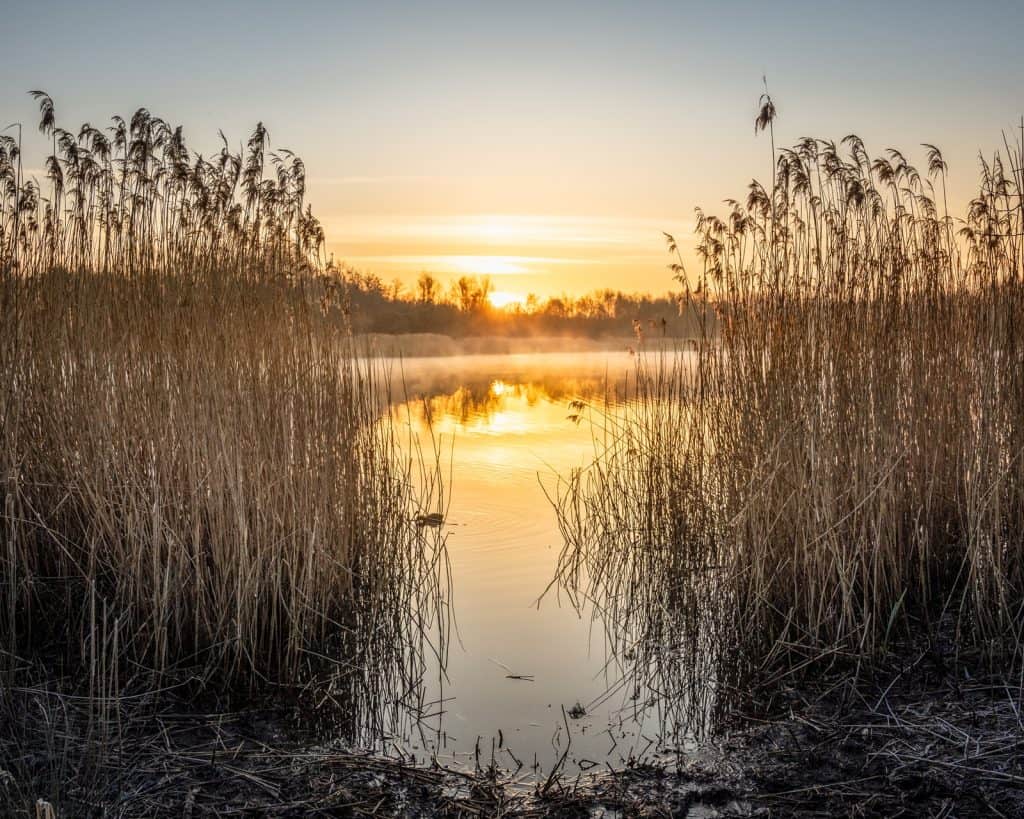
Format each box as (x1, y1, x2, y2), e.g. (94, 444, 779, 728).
(488, 291, 527, 310)
(449, 255, 527, 275)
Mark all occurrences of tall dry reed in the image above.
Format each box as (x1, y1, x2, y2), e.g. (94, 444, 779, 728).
(0, 96, 449, 813)
(0, 95, 446, 696)
(557, 127, 1024, 698)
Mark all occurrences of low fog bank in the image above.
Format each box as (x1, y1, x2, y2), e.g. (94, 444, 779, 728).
(361, 333, 664, 358)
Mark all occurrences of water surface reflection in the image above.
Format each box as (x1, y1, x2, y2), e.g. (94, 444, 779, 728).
(376, 351, 702, 775)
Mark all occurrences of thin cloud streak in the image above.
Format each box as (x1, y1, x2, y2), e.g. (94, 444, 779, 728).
(324, 213, 692, 245)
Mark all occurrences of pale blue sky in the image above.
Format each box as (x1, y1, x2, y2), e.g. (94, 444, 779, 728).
(4, 0, 1022, 295)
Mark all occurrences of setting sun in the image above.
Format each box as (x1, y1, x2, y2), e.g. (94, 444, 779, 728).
(487, 290, 526, 310)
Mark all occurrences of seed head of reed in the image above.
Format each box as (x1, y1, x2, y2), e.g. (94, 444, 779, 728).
(0, 91, 325, 279)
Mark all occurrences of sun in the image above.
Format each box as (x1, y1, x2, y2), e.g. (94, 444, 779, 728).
(488, 290, 526, 310)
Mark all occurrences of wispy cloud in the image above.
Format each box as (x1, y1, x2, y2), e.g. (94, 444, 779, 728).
(340, 254, 585, 276)
(313, 175, 448, 186)
(324, 213, 692, 248)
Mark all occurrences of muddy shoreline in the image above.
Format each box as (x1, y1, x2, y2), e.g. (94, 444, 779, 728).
(5, 659, 1021, 817)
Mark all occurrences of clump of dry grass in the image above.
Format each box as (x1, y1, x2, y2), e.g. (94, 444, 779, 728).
(557, 124, 1024, 706)
(0, 95, 449, 815)
(0, 94, 447, 696)
(3, 270, 445, 687)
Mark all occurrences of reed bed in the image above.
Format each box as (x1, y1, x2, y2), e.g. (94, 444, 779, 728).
(0, 95, 450, 815)
(557, 127, 1024, 709)
(0, 96, 447, 746)
(0, 92, 324, 278)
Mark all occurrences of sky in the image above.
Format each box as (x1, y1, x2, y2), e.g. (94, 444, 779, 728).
(3, 0, 1023, 301)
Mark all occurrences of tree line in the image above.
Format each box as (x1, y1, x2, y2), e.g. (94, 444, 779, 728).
(330, 267, 704, 338)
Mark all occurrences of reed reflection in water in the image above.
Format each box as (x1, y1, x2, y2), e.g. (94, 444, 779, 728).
(376, 351, 711, 776)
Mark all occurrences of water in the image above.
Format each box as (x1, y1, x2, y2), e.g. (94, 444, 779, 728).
(377, 351, 687, 776)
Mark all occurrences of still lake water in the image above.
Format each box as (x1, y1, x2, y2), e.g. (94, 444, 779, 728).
(375, 350, 690, 778)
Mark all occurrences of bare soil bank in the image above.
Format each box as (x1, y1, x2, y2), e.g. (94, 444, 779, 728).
(6, 660, 1021, 817)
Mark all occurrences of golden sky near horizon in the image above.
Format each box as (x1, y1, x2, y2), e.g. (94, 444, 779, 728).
(320, 212, 687, 301)
(4, 2, 1023, 302)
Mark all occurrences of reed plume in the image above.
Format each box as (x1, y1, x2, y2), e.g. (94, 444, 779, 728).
(1, 92, 324, 279)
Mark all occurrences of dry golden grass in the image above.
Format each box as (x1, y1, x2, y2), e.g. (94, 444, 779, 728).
(0, 97, 447, 698)
(0, 98, 451, 814)
(0, 268, 446, 692)
(557, 130, 1024, 695)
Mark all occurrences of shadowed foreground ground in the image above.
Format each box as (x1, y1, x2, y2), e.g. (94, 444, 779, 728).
(7, 658, 1022, 818)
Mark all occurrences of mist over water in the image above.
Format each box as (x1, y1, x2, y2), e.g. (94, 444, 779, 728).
(363, 332, 670, 359)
